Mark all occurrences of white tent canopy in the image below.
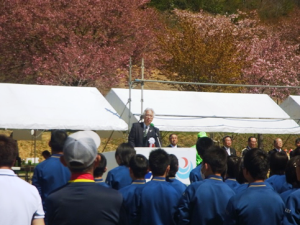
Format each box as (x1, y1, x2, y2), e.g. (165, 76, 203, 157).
(280, 95, 300, 124)
(0, 84, 127, 136)
(106, 88, 300, 134)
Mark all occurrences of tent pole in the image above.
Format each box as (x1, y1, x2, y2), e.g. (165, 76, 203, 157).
(258, 134, 264, 151)
(34, 130, 37, 164)
(128, 57, 132, 134)
(141, 58, 144, 115)
(101, 131, 115, 153)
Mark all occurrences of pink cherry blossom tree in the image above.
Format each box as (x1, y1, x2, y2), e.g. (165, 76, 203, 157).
(157, 9, 300, 99)
(0, 0, 161, 88)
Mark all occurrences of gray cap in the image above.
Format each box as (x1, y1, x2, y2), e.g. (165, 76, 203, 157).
(63, 131, 100, 169)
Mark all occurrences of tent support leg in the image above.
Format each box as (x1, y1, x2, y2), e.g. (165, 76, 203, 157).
(258, 134, 264, 151)
(101, 131, 115, 153)
(34, 130, 37, 164)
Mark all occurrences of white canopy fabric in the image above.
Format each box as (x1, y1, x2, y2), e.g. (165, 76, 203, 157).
(106, 88, 300, 134)
(0, 84, 128, 133)
(280, 95, 300, 124)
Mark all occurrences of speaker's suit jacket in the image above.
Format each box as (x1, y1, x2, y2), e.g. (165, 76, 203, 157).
(268, 148, 286, 155)
(222, 146, 237, 156)
(128, 122, 160, 147)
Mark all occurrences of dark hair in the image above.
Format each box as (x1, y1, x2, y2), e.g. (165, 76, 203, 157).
(291, 147, 300, 158)
(202, 146, 227, 174)
(169, 134, 177, 139)
(248, 136, 256, 142)
(286, 156, 300, 188)
(196, 137, 214, 157)
(0, 135, 18, 167)
(42, 150, 51, 157)
(149, 149, 170, 176)
(93, 153, 107, 177)
(269, 151, 288, 176)
(49, 130, 68, 152)
(223, 136, 232, 142)
(243, 148, 269, 180)
(115, 143, 136, 166)
(236, 158, 247, 184)
(295, 138, 300, 144)
(227, 156, 241, 178)
(168, 154, 179, 177)
(129, 154, 148, 179)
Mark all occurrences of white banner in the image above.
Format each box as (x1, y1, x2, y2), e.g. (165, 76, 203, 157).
(103, 147, 196, 185)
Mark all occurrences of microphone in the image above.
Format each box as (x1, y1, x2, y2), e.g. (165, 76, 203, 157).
(139, 115, 144, 122)
(151, 123, 161, 148)
(156, 132, 161, 148)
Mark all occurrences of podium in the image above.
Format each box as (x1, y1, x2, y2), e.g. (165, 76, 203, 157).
(102, 147, 196, 185)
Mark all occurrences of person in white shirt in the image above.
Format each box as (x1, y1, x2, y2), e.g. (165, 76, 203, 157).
(167, 134, 180, 148)
(268, 138, 286, 155)
(0, 134, 45, 225)
(222, 136, 236, 156)
(128, 108, 160, 147)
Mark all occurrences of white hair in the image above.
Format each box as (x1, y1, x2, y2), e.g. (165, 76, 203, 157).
(143, 108, 155, 116)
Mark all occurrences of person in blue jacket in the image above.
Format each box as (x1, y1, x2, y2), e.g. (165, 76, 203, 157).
(189, 137, 214, 183)
(225, 156, 241, 192)
(106, 143, 136, 190)
(119, 154, 148, 224)
(280, 156, 300, 204)
(94, 153, 110, 188)
(266, 151, 291, 193)
(283, 156, 300, 225)
(132, 149, 181, 225)
(225, 148, 285, 225)
(167, 154, 187, 195)
(177, 146, 235, 225)
(32, 130, 71, 210)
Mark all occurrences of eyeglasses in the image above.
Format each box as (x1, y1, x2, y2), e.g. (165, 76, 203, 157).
(145, 114, 153, 118)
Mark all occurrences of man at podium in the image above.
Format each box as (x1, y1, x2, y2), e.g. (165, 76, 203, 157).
(128, 108, 160, 147)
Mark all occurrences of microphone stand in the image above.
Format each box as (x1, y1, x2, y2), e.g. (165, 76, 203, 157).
(156, 132, 161, 148)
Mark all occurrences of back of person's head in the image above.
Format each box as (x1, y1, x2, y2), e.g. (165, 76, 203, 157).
(295, 138, 300, 146)
(0, 135, 18, 167)
(291, 147, 300, 158)
(236, 158, 247, 184)
(269, 151, 288, 176)
(243, 148, 269, 180)
(49, 130, 68, 153)
(115, 143, 136, 166)
(227, 156, 241, 179)
(196, 137, 214, 157)
(286, 156, 300, 188)
(93, 153, 107, 178)
(168, 154, 179, 177)
(42, 150, 51, 158)
(149, 149, 170, 176)
(63, 136, 98, 173)
(202, 146, 227, 174)
(129, 154, 148, 179)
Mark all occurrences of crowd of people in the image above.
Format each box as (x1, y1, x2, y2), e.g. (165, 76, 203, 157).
(2, 108, 300, 224)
